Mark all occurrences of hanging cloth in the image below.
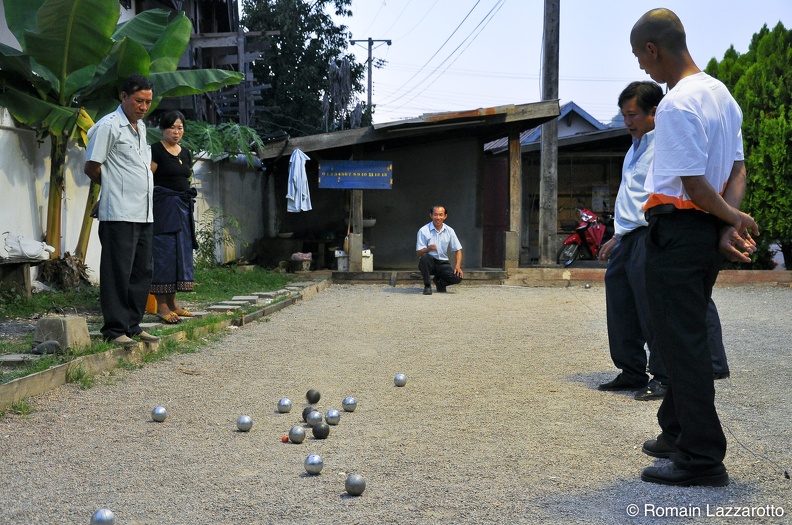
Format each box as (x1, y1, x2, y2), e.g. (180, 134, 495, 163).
(286, 149, 312, 212)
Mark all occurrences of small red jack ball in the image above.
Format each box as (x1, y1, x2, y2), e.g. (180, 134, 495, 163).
(281, 435, 289, 443)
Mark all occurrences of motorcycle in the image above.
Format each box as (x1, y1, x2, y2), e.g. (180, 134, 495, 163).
(556, 208, 613, 266)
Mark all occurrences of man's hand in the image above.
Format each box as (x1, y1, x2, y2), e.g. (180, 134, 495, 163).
(720, 212, 759, 263)
(598, 237, 618, 261)
(454, 266, 464, 278)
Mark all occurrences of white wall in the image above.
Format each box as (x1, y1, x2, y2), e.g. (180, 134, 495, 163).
(1, 108, 265, 284)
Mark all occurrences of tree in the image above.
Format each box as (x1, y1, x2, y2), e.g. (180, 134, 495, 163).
(0, 0, 243, 258)
(240, 0, 367, 137)
(705, 22, 792, 269)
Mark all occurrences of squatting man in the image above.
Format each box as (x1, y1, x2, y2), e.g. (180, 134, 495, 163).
(416, 206, 463, 295)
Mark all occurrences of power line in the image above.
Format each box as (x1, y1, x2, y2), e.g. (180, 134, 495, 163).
(379, 0, 483, 104)
(384, 0, 506, 109)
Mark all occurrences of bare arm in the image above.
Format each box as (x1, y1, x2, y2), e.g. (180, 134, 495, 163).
(84, 161, 102, 185)
(453, 250, 463, 278)
(416, 244, 436, 257)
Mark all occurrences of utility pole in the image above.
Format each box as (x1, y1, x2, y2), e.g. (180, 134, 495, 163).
(347, 38, 391, 272)
(350, 37, 391, 108)
(539, 0, 560, 265)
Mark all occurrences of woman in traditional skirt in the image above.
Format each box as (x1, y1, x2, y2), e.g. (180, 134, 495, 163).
(149, 111, 198, 323)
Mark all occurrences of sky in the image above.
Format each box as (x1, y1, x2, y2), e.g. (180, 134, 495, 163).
(329, 0, 792, 124)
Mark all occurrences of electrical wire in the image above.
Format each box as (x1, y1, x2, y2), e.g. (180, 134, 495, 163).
(386, 0, 506, 111)
(379, 0, 483, 104)
(393, 0, 440, 41)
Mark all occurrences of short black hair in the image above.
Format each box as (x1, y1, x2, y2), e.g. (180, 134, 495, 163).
(430, 205, 447, 215)
(618, 81, 663, 113)
(121, 74, 154, 96)
(159, 110, 186, 130)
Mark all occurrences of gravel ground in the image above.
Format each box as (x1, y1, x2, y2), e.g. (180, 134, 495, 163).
(1, 283, 790, 524)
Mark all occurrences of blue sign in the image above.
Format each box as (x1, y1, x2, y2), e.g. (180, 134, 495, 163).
(318, 160, 392, 189)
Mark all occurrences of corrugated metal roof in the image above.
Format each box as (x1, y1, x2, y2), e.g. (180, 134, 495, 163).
(257, 101, 560, 160)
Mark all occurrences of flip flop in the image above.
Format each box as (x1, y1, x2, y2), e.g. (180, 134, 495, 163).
(173, 308, 194, 317)
(156, 312, 181, 324)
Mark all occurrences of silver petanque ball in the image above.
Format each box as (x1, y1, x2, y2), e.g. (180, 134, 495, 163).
(325, 409, 341, 425)
(306, 410, 323, 426)
(90, 508, 116, 525)
(236, 415, 253, 432)
(585, 283, 591, 289)
(288, 425, 306, 444)
(304, 454, 324, 475)
(277, 397, 293, 413)
(342, 396, 357, 412)
(394, 373, 408, 387)
(151, 406, 167, 422)
(345, 473, 366, 496)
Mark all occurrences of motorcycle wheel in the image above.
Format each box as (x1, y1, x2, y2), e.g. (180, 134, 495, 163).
(557, 243, 580, 266)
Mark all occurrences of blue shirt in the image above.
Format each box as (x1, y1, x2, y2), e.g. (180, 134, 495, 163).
(86, 105, 153, 223)
(416, 222, 462, 261)
(613, 130, 654, 240)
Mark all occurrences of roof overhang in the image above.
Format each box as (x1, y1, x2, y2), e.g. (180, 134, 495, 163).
(257, 100, 560, 160)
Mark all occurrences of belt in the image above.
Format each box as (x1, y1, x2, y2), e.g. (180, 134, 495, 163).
(644, 203, 676, 221)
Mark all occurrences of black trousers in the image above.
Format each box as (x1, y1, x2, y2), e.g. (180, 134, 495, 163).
(418, 253, 462, 288)
(605, 227, 729, 384)
(99, 221, 153, 340)
(645, 209, 726, 470)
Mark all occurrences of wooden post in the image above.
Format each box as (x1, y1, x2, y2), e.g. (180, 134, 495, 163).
(349, 190, 364, 271)
(505, 124, 522, 269)
(539, 0, 560, 265)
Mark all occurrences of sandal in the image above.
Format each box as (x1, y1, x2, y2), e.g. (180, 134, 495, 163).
(156, 312, 181, 324)
(173, 308, 194, 317)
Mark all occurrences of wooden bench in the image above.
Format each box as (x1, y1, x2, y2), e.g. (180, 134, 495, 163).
(0, 257, 45, 299)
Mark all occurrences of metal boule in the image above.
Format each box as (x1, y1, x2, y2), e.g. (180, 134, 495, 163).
(304, 454, 323, 475)
(277, 398, 293, 413)
(345, 473, 366, 496)
(325, 409, 341, 425)
(342, 396, 357, 412)
(306, 410, 323, 426)
(151, 406, 167, 422)
(288, 425, 306, 444)
(236, 415, 253, 432)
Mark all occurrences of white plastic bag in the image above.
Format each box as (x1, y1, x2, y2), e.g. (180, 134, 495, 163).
(2, 231, 55, 260)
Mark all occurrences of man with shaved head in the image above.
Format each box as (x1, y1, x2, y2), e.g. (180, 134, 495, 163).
(629, 9, 759, 487)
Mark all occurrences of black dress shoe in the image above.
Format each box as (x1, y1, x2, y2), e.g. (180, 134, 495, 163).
(598, 374, 647, 391)
(432, 277, 447, 293)
(423, 286, 432, 295)
(642, 434, 677, 458)
(634, 379, 667, 400)
(713, 371, 730, 380)
(641, 463, 729, 487)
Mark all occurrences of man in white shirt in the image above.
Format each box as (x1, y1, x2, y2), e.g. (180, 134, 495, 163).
(598, 81, 730, 401)
(415, 206, 463, 295)
(84, 75, 160, 346)
(630, 8, 758, 487)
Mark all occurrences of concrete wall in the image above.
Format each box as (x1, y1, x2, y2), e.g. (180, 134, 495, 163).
(0, 108, 266, 283)
(360, 137, 483, 269)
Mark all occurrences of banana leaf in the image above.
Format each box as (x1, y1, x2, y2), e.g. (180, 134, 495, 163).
(2, 0, 46, 48)
(23, 0, 118, 85)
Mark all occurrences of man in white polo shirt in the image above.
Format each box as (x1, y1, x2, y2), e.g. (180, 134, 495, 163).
(416, 205, 463, 295)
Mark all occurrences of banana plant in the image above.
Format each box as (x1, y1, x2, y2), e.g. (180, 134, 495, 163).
(0, 0, 243, 259)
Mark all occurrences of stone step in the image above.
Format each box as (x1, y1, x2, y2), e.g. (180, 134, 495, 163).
(231, 295, 260, 304)
(206, 304, 242, 312)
